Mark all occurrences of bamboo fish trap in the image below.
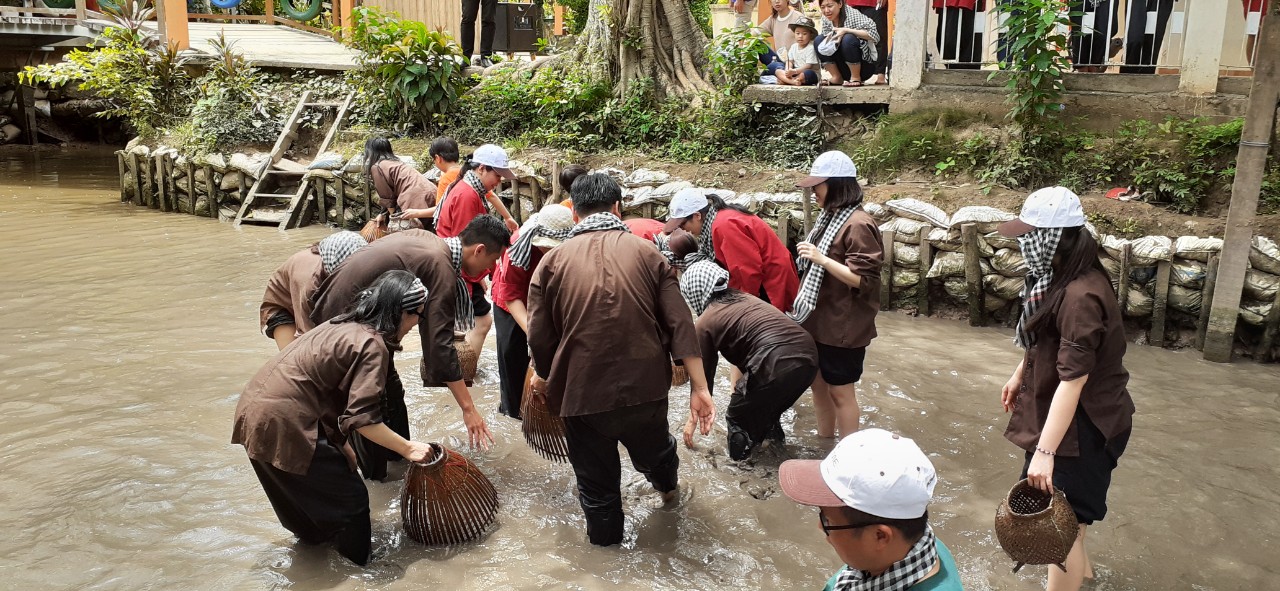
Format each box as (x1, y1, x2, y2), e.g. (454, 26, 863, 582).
(671, 363, 689, 387)
(994, 479, 1080, 573)
(423, 332, 479, 387)
(401, 443, 499, 545)
(520, 367, 569, 462)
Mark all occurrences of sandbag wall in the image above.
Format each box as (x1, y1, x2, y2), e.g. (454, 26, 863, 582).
(869, 198, 1280, 362)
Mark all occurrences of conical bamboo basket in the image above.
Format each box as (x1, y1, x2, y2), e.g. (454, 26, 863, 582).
(994, 479, 1079, 573)
(671, 363, 689, 387)
(401, 443, 499, 546)
(520, 367, 570, 462)
(423, 332, 478, 387)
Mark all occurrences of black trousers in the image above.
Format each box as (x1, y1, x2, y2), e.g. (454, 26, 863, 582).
(493, 306, 528, 419)
(349, 360, 410, 481)
(1068, 0, 1117, 68)
(249, 437, 372, 566)
(727, 362, 818, 451)
(936, 7, 982, 69)
(563, 398, 679, 546)
(1119, 0, 1174, 74)
(460, 0, 498, 58)
(853, 6, 890, 77)
(815, 33, 875, 83)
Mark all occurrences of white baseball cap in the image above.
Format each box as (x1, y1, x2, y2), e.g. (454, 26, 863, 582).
(471, 144, 517, 181)
(797, 151, 858, 187)
(663, 187, 709, 233)
(779, 428, 937, 519)
(998, 186, 1086, 237)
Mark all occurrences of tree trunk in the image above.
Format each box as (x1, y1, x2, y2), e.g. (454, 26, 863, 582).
(563, 0, 714, 99)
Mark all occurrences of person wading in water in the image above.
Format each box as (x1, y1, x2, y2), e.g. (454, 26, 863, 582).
(678, 259, 819, 460)
(233, 270, 436, 566)
(998, 187, 1135, 591)
(527, 172, 716, 546)
(309, 217, 509, 480)
(259, 230, 367, 350)
(363, 136, 437, 229)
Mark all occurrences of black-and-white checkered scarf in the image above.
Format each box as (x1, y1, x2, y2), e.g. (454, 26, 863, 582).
(788, 205, 857, 324)
(317, 231, 367, 275)
(442, 236, 475, 331)
(656, 207, 718, 269)
(568, 212, 631, 237)
(508, 217, 574, 270)
(1015, 227, 1063, 349)
(834, 527, 938, 591)
(680, 260, 730, 316)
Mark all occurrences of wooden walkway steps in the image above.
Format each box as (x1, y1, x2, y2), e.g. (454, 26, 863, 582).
(139, 22, 359, 70)
(235, 90, 355, 230)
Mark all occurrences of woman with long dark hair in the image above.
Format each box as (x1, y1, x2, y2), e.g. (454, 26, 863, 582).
(792, 151, 883, 439)
(814, 0, 880, 86)
(233, 270, 435, 566)
(997, 187, 1135, 591)
(363, 136, 437, 228)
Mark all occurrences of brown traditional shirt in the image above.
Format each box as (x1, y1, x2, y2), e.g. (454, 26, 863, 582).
(372, 159, 437, 211)
(259, 244, 323, 336)
(528, 230, 699, 417)
(801, 208, 884, 349)
(697, 292, 818, 395)
(1005, 269, 1135, 456)
(231, 321, 389, 474)
(309, 229, 463, 385)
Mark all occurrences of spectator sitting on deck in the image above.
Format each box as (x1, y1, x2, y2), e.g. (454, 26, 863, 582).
(774, 17, 822, 86)
(758, 0, 806, 72)
(780, 429, 962, 591)
(814, 0, 880, 87)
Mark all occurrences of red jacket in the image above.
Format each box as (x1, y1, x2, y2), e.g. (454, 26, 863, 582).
(932, 0, 977, 9)
(435, 181, 488, 239)
(491, 229, 543, 312)
(625, 218, 665, 241)
(711, 209, 799, 312)
(845, 0, 879, 7)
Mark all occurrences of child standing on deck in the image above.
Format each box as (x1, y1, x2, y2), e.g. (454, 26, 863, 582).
(775, 17, 822, 86)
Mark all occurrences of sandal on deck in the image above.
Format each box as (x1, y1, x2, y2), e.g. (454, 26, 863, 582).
(842, 80, 862, 87)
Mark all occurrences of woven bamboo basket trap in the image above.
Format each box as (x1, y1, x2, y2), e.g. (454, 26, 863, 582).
(519, 366, 570, 462)
(423, 332, 478, 387)
(994, 479, 1080, 573)
(671, 363, 689, 387)
(401, 443, 499, 545)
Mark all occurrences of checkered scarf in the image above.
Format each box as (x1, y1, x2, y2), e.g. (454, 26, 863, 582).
(443, 236, 475, 331)
(680, 260, 730, 316)
(834, 527, 939, 591)
(655, 207, 718, 270)
(568, 212, 631, 237)
(1014, 227, 1063, 349)
(436, 168, 493, 221)
(788, 205, 856, 324)
(317, 231, 367, 275)
(508, 216, 574, 270)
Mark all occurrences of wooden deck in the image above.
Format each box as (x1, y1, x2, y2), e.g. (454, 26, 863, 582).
(141, 22, 359, 70)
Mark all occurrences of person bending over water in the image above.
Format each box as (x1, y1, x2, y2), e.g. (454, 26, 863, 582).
(233, 270, 436, 566)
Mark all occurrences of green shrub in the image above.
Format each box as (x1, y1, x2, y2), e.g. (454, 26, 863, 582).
(169, 33, 278, 155)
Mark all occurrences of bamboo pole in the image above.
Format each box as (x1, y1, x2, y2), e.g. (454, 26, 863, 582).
(962, 223, 983, 326)
(801, 187, 813, 236)
(130, 153, 143, 205)
(141, 155, 155, 209)
(1149, 260, 1172, 347)
(880, 232, 896, 311)
(201, 164, 216, 218)
(1117, 243, 1132, 314)
(774, 209, 791, 247)
(335, 177, 346, 227)
(315, 178, 328, 225)
(917, 227, 933, 316)
(1196, 255, 1220, 350)
(551, 161, 561, 200)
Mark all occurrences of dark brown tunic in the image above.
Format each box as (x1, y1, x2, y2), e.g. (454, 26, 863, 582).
(697, 293, 818, 395)
(372, 160, 437, 211)
(309, 229, 463, 385)
(231, 321, 389, 475)
(528, 230, 699, 417)
(1005, 269, 1135, 456)
(259, 244, 323, 336)
(800, 207, 884, 349)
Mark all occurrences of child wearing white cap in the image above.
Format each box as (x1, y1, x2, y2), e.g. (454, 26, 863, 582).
(779, 429, 961, 590)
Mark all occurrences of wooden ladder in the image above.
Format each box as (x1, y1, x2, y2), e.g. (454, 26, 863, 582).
(234, 90, 356, 230)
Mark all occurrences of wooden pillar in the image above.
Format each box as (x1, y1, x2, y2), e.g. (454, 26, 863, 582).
(335, 177, 346, 227)
(1149, 261, 1172, 347)
(550, 161, 562, 200)
(801, 187, 813, 236)
(962, 223, 984, 326)
(880, 231, 896, 311)
(154, 155, 169, 212)
(337, 0, 355, 37)
(74, 0, 85, 20)
(774, 209, 791, 247)
(129, 152, 143, 205)
(1204, 15, 1280, 362)
(315, 179, 328, 225)
(917, 227, 933, 316)
(18, 85, 37, 146)
(1196, 256, 1220, 351)
(117, 151, 128, 202)
(1116, 243, 1132, 314)
(363, 176, 372, 220)
(154, 0, 190, 51)
(265, 0, 276, 25)
(553, 4, 564, 35)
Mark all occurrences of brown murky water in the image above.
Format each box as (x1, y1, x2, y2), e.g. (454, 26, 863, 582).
(2, 148, 1278, 590)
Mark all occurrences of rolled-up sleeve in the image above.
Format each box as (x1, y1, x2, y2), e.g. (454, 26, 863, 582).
(841, 217, 884, 292)
(1057, 293, 1105, 381)
(339, 339, 389, 435)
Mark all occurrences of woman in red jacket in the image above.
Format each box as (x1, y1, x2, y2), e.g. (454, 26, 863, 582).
(434, 144, 519, 356)
(663, 188, 799, 312)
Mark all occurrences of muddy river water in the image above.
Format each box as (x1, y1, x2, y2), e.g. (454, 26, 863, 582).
(1, 148, 1278, 590)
